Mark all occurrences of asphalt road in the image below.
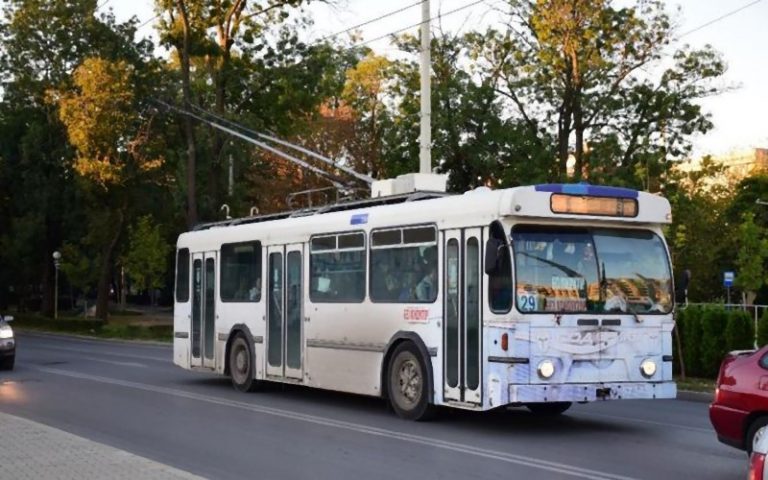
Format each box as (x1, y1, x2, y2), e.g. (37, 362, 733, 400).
(0, 333, 746, 480)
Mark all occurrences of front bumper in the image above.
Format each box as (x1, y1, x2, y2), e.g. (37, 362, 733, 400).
(509, 381, 677, 403)
(0, 338, 16, 357)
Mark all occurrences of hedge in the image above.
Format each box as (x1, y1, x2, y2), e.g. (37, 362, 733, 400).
(676, 305, 755, 378)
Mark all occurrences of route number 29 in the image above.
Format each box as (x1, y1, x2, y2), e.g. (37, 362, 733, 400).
(518, 294, 537, 312)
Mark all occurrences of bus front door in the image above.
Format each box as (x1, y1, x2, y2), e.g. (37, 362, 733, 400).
(443, 229, 482, 404)
(266, 244, 304, 380)
(191, 252, 217, 369)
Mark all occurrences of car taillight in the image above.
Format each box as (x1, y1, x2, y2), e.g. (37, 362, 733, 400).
(749, 452, 765, 480)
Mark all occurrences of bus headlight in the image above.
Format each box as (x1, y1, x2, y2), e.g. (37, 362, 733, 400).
(640, 359, 657, 378)
(537, 359, 555, 380)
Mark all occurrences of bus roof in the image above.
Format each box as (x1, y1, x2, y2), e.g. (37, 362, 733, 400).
(178, 184, 671, 249)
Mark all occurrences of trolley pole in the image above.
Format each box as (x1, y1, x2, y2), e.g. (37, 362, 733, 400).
(419, 0, 431, 174)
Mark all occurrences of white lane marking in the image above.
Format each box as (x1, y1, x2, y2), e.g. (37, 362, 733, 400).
(576, 411, 713, 434)
(27, 344, 168, 363)
(85, 358, 147, 368)
(34, 366, 637, 480)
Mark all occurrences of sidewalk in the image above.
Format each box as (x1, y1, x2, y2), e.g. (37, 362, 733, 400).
(0, 412, 203, 480)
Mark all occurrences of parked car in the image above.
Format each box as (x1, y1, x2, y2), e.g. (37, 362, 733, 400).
(0, 314, 15, 370)
(710, 346, 768, 453)
(750, 427, 768, 480)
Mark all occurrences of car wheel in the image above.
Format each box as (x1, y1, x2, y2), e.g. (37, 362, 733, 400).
(526, 402, 572, 416)
(229, 334, 259, 393)
(0, 355, 14, 371)
(747, 417, 768, 454)
(387, 342, 435, 421)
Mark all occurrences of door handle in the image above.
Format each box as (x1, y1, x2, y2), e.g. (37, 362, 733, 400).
(305, 316, 310, 323)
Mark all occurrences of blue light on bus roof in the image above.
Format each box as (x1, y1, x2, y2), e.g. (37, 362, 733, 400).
(534, 183, 639, 199)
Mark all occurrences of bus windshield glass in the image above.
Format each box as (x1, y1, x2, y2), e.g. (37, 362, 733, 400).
(512, 226, 673, 314)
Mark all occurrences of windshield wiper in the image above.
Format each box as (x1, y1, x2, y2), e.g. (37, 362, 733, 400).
(519, 252, 582, 278)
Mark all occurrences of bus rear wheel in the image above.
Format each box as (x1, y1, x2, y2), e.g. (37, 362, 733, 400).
(229, 334, 259, 393)
(526, 402, 572, 416)
(387, 342, 435, 421)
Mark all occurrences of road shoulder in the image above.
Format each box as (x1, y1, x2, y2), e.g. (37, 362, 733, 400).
(0, 412, 202, 480)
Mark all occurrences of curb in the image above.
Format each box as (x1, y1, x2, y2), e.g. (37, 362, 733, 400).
(677, 390, 713, 403)
(15, 329, 171, 347)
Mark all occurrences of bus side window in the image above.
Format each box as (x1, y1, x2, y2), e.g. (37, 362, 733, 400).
(310, 233, 366, 303)
(370, 226, 437, 303)
(220, 241, 262, 303)
(487, 222, 512, 313)
(176, 248, 190, 303)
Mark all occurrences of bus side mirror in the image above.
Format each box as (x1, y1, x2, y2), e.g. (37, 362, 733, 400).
(485, 238, 502, 275)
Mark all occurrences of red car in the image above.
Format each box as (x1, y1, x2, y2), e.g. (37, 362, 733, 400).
(710, 346, 768, 453)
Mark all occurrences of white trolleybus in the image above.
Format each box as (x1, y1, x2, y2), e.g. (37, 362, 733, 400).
(173, 179, 676, 420)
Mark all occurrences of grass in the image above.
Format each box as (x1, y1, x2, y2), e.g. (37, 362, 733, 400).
(675, 376, 716, 393)
(10, 314, 172, 342)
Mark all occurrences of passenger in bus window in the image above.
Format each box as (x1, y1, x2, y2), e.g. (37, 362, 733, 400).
(250, 278, 261, 301)
(415, 248, 437, 301)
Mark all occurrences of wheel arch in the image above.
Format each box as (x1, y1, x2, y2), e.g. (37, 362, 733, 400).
(380, 331, 434, 402)
(224, 323, 256, 376)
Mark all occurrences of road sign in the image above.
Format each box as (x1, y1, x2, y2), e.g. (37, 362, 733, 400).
(724, 271, 734, 287)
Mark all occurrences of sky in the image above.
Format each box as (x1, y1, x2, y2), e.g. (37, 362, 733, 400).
(110, 0, 768, 157)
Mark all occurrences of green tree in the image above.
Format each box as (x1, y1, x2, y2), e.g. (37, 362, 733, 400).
(56, 58, 166, 320)
(0, 0, 151, 315)
(122, 216, 171, 295)
(477, 0, 724, 185)
(734, 212, 768, 306)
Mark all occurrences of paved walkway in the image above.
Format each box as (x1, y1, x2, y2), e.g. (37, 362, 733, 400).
(0, 412, 203, 480)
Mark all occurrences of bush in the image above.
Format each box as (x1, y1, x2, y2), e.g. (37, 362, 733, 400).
(725, 310, 755, 352)
(681, 306, 704, 377)
(700, 307, 729, 378)
(759, 309, 768, 347)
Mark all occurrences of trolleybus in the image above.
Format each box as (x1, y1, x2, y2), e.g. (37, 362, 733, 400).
(173, 183, 676, 419)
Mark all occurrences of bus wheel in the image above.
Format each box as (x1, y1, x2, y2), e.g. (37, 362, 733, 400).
(526, 402, 572, 416)
(229, 334, 259, 393)
(388, 342, 435, 421)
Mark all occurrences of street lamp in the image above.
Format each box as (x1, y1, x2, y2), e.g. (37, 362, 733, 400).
(52, 251, 61, 320)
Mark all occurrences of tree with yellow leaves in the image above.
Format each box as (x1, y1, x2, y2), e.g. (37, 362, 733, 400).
(56, 57, 165, 320)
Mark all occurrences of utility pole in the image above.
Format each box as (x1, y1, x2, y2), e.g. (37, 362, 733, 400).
(419, 0, 431, 174)
(228, 153, 234, 197)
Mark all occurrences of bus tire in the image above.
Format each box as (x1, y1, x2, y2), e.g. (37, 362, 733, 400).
(387, 342, 435, 421)
(229, 334, 259, 393)
(526, 402, 572, 416)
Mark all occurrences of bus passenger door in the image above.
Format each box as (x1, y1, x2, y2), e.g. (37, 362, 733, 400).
(443, 229, 482, 404)
(191, 251, 217, 369)
(266, 244, 304, 380)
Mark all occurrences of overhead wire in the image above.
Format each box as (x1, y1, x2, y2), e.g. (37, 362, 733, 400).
(188, 104, 373, 184)
(677, 0, 764, 39)
(313, 0, 425, 44)
(343, 0, 486, 50)
(154, 99, 355, 189)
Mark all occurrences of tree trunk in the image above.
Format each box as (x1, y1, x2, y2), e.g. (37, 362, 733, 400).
(178, 0, 198, 230)
(95, 211, 125, 321)
(556, 103, 572, 180)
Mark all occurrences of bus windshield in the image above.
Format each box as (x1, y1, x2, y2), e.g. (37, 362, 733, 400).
(512, 226, 673, 314)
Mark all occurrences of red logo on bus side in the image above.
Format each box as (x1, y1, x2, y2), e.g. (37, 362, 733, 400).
(404, 307, 429, 323)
